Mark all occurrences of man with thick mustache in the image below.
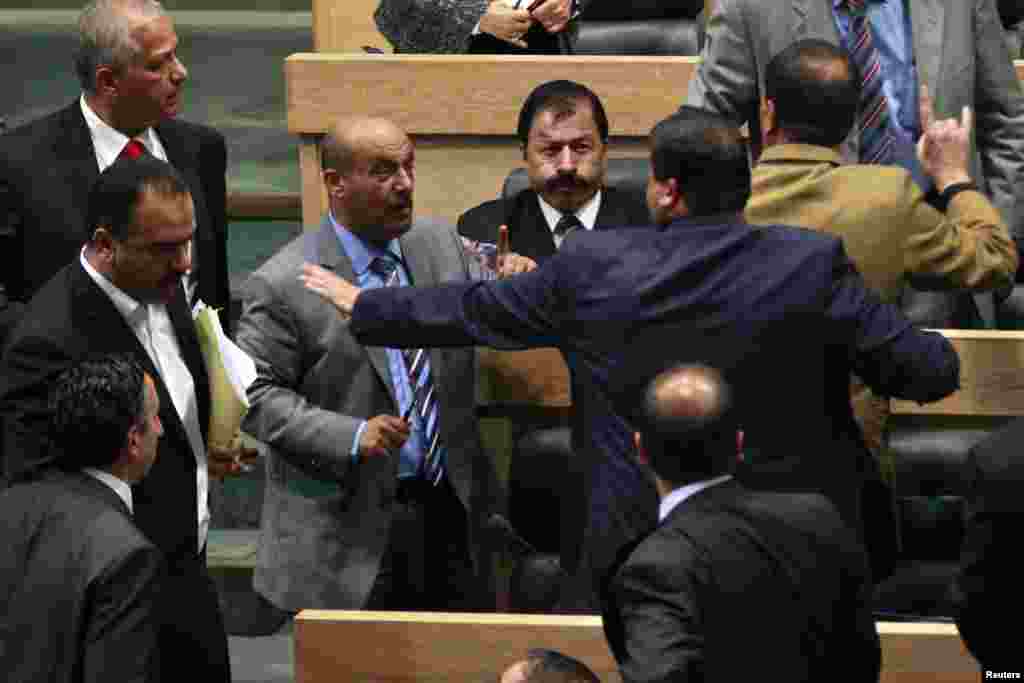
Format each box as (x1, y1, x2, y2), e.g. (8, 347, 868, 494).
(0, 0, 229, 314)
(458, 79, 648, 264)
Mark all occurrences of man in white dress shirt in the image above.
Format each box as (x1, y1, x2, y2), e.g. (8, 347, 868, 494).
(0, 0, 230, 312)
(0, 156, 247, 682)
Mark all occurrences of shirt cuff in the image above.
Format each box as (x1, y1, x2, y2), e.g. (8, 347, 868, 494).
(351, 420, 368, 464)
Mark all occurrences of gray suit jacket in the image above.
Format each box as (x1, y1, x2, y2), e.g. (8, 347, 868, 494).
(686, 0, 1024, 244)
(236, 216, 500, 610)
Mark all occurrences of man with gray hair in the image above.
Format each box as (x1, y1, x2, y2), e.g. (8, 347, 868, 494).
(0, 0, 229, 312)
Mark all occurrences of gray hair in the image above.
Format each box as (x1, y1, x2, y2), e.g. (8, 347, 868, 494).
(75, 0, 167, 93)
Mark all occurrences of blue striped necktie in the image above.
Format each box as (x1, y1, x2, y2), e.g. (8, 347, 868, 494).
(843, 0, 895, 164)
(370, 255, 445, 485)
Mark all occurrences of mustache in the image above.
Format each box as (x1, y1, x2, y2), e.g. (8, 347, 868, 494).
(545, 174, 586, 192)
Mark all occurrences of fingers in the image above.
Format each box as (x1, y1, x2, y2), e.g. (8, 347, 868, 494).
(960, 105, 973, 136)
(918, 84, 934, 132)
(496, 225, 510, 278)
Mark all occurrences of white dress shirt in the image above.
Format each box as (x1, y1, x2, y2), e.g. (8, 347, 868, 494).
(80, 248, 210, 553)
(80, 95, 168, 171)
(658, 474, 733, 522)
(83, 467, 134, 514)
(80, 96, 197, 303)
(537, 189, 602, 248)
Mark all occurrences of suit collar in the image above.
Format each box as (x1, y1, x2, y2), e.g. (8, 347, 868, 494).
(155, 118, 195, 171)
(661, 478, 746, 526)
(313, 214, 397, 406)
(70, 260, 210, 445)
(658, 474, 734, 522)
(758, 143, 843, 167)
(52, 102, 100, 213)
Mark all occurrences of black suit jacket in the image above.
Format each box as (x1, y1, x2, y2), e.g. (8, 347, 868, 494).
(952, 417, 1024, 672)
(0, 260, 209, 570)
(0, 102, 230, 311)
(0, 469, 163, 683)
(457, 187, 649, 264)
(0, 261, 231, 680)
(351, 215, 960, 608)
(601, 480, 881, 683)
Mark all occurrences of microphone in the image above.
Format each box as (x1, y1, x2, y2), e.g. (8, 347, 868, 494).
(486, 513, 539, 556)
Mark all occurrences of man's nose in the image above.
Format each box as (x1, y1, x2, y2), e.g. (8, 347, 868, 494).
(556, 146, 576, 173)
(171, 56, 188, 84)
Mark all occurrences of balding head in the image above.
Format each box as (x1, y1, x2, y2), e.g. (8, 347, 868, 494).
(636, 364, 739, 487)
(500, 651, 600, 683)
(763, 38, 860, 147)
(320, 116, 415, 244)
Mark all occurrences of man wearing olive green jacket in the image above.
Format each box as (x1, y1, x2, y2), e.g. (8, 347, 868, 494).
(746, 40, 1018, 463)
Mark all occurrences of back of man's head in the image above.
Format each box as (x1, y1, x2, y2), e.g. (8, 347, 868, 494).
(649, 108, 750, 216)
(765, 39, 860, 147)
(516, 80, 610, 147)
(501, 650, 600, 683)
(636, 363, 738, 487)
(48, 353, 148, 470)
(86, 155, 189, 241)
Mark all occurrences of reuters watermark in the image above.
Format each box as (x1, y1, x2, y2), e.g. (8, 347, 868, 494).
(986, 673, 1022, 680)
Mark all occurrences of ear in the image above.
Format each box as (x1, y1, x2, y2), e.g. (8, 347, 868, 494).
(736, 429, 745, 463)
(634, 432, 649, 466)
(92, 226, 117, 259)
(323, 169, 345, 200)
(760, 97, 777, 142)
(94, 65, 119, 98)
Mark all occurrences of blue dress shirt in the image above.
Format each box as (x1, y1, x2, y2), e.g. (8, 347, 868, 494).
(330, 214, 430, 478)
(833, 0, 929, 191)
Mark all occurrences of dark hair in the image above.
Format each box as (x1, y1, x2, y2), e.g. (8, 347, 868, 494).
(523, 650, 600, 683)
(516, 80, 609, 146)
(636, 364, 737, 485)
(650, 107, 750, 215)
(86, 155, 189, 241)
(48, 354, 148, 470)
(765, 39, 860, 147)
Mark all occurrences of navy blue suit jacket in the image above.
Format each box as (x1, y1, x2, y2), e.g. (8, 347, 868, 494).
(351, 214, 960, 607)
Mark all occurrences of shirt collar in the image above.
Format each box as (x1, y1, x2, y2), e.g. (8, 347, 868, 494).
(328, 211, 403, 275)
(83, 468, 134, 514)
(80, 246, 148, 325)
(537, 189, 602, 234)
(79, 95, 162, 171)
(757, 143, 844, 167)
(658, 474, 733, 522)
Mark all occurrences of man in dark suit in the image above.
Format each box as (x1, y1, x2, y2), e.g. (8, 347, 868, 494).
(0, 0, 229, 312)
(601, 364, 880, 683)
(301, 107, 960, 610)
(458, 80, 648, 264)
(952, 418, 1024, 673)
(0, 354, 164, 683)
(0, 157, 250, 681)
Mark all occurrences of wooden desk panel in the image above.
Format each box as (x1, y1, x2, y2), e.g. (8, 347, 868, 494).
(891, 330, 1024, 417)
(294, 611, 979, 683)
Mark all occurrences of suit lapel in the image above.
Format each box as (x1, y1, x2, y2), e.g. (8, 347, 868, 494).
(54, 104, 100, 229)
(71, 262, 200, 458)
(517, 191, 557, 261)
(315, 217, 398, 407)
(167, 282, 210, 442)
(909, 0, 942, 102)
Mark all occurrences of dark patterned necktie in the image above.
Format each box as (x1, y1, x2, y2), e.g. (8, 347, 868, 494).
(843, 0, 895, 164)
(370, 255, 445, 484)
(554, 213, 582, 247)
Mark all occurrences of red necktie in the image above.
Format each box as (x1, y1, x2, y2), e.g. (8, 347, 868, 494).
(119, 139, 147, 161)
